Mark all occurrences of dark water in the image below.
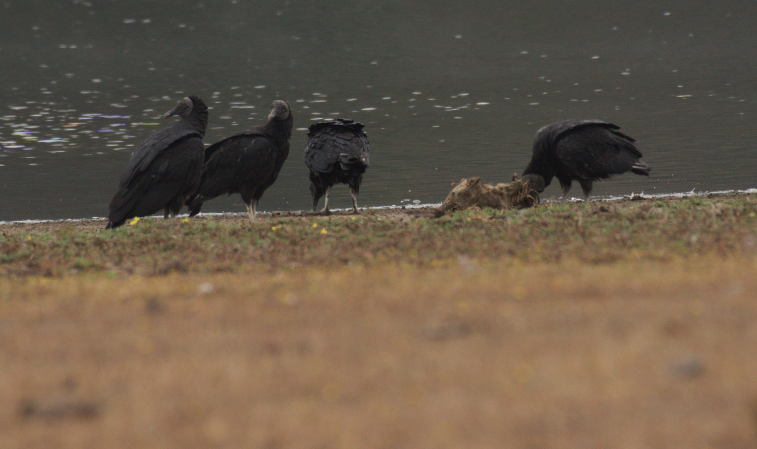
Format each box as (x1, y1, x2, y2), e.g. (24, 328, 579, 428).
(1, 1, 756, 221)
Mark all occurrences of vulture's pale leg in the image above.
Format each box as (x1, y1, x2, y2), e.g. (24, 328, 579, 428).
(246, 201, 257, 223)
(579, 180, 593, 203)
(321, 186, 332, 213)
(350, 187, 359, 213)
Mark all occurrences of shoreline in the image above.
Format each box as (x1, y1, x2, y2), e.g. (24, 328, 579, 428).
(2, 187, 756, 227)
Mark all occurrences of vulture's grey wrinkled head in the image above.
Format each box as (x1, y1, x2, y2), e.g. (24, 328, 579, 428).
(268, 100, 290, 122)
(521, 174, 546, 193)
(163, 97, 194, 119)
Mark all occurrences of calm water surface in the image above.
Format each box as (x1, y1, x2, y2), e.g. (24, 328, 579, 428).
(1, 1, 756, 221)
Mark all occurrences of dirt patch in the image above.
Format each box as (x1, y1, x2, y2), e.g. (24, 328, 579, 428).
(2, 260, 757, 448)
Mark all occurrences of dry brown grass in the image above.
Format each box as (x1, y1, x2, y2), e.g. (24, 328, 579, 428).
(1, 194, 757, 448)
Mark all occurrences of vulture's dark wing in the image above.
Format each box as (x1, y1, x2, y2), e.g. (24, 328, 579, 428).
(553, 122, 643, 181)
(119, 126, 200, 188)
(193, 131, 277, 200)
(532, 119, 613, 154)
(108, 136, 204, 224)
(305, 121, 370, 175)
(201, 126, 266, 163)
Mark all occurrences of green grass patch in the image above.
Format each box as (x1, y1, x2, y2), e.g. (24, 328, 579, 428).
(1, 194, 756, 277)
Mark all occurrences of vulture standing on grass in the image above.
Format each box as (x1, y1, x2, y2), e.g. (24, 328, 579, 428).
(304, 118, 370, 213)
(106, 95, 208, 229)
(521, 119, 650, 202)
(186, 100, 293, 222)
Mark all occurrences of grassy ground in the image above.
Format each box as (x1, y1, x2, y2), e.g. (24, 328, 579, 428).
(1, 194, 757, 448)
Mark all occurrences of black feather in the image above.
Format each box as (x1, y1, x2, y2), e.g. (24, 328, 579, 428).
(304, 118, 370, 212)
(522, 119, 650, 200)
(186, 100, 293, 221)
(106, 96, 207, 229)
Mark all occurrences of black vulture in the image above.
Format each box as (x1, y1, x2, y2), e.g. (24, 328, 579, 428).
(304, 118, 370, 213)
(521, 119, 650, 202)
(186, 100, 293, 222)
(106, 95, 208, 229)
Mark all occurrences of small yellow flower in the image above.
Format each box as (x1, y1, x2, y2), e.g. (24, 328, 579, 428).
(271, 225, 282, 231)
(26, 236, 32, 242)
(320, 228, 328, 235)
(750, 212, 756, 217)
(182, 217, 190, 224)
(129, 217, 141, 226)
(311, 223, 318, 229)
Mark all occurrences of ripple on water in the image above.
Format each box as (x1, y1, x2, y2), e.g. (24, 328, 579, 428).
(38, 138, 68, 144)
